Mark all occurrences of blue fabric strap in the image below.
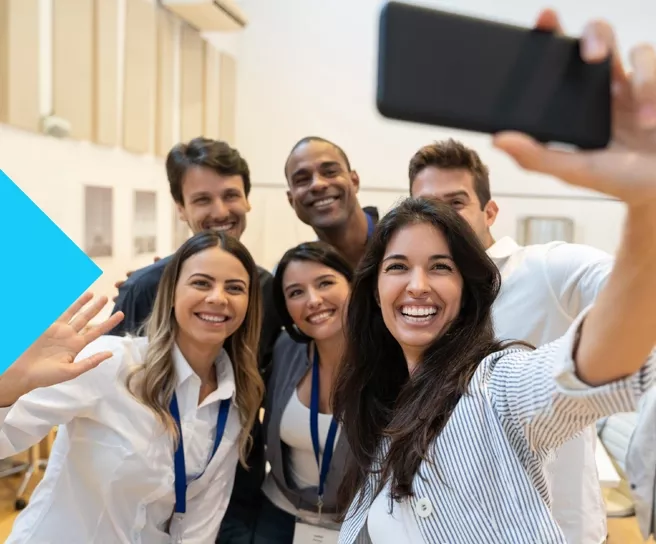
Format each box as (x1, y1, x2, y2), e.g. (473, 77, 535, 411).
(170, 392, 231, 515)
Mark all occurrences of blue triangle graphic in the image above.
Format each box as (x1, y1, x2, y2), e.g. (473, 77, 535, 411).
(0, 170, 102, 373)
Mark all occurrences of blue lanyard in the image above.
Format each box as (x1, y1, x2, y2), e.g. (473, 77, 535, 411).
(366, 213, 375, 239)
(170, 392, 231, 516)
(309, 347, 339, 512)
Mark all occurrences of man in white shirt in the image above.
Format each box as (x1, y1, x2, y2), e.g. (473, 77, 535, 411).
(409, 138, 613, 544)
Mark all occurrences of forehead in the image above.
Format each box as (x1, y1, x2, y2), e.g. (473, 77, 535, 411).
(412, 167, 476, 199)
(179, 246, 249, 283)
(384, 223, 451, 257)
(181, 166, 245, 196)
(282, 259, 342, 286)
(287, 141, 347, 175)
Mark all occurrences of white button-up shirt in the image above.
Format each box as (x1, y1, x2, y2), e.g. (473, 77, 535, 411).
(488, 237, 614, 544)
(0, 334, 241, 544)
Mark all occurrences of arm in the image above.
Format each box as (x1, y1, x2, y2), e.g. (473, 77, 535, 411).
(489, 306, 656, 454)
(0, 336, 122, 459)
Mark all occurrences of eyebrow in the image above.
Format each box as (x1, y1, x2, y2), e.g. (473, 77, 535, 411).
(189, 273, 248, 287)
(442, 190, 469, 200)
(284, 273, 336, 292)
(291, 161, 342, 179)
(382, 253, 454, 263)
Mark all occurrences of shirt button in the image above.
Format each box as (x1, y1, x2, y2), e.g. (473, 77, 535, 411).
(415, 497, 433, 518)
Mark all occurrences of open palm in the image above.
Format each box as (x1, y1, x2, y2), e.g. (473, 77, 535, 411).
(9, 293, 125, 395)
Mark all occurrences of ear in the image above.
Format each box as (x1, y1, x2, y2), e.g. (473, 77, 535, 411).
(374, 289, 380, 307)
(350, 170, 360, 194)
(286, 189, 293, 208)
(483, 199, 499, 229)
(176, 202, 187, 223)
(245, 197, 252, 213)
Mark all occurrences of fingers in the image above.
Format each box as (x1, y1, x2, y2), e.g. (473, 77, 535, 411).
(629, 43, 656, 129)
(69, 351, 114, 377)
(534, 9, 563, 34)
(581, 20, 627, 83)
(68, 296, 111, 333)
(492, 132, 596, 189)
(82, 311, 124, 345)
(59, 292, 94, 324)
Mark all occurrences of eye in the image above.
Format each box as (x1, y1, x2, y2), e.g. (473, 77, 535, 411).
(432, 262, 454, 272)
(191, 279, 211, 288)
(318, 280, 335, 289)
(226, 284, 246, 294)
(193, 197, 210, 205)
(383, 263, 407, 273)
(449, 200, 465, 209)
(324, 168, 339, 177)
(287, 289, 303, 298)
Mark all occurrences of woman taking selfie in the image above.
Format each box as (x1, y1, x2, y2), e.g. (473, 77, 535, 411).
(254, 242, 353, 543)
(333, 12, 656, 544)
(0, 230, 265, 544)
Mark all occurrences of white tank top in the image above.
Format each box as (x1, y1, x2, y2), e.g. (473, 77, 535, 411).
(262, 389, 339, 517)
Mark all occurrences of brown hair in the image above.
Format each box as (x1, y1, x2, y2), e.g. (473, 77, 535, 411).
(408, 139, 491, 209)
(166, 137, 252, 204)
(126, 230, 264, 467)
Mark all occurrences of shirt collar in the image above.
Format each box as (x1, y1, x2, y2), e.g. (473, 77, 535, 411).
(486, 236, 521, 263)
(171, 343, 236, 403)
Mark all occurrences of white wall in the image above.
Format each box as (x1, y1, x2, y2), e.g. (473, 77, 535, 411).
(232, 0, 650, 260)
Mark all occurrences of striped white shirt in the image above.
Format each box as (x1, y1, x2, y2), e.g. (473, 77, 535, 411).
(339, 308, 656, 544)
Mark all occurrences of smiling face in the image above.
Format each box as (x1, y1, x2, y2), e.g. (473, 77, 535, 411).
(177, 166, 251, 239)
(286, 140, 360, 230)
(173, 246, 250, 354)
(282, 259, 350, 341)
(377, 222, 463, 369)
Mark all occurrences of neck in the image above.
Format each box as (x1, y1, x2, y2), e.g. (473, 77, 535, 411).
(403, 349, 422, 376)
(313, 335, 344, 372)
(315, 207, 369, 267)
(176, 339, 222, 385)
(482, 232, 496, 250)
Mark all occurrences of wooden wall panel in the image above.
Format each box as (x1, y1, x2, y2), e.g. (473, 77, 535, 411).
(219, 52, 237, 145)
(155, 7, 175, 157)
(0, 0, 40, 131)
(179, 24, 205, 143)
(203, 43, 221, 140)
(123, 0, 156, 154)
(53, 0, 94, 141)
(93, 0, 118, 146)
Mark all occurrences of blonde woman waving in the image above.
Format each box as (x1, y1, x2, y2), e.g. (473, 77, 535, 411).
(0, 230, 265, 544)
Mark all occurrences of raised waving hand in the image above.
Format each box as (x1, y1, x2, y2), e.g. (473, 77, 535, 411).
(0, 293, 124, 405)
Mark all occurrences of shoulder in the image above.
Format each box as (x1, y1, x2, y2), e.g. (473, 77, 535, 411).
(525, 241, 613, 269)
(471, 344, 534, 385)
(122, 257, 172, 295)
(273, 330, 307, 360)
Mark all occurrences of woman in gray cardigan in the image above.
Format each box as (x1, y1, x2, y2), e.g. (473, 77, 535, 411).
(253, 241, 354, 544)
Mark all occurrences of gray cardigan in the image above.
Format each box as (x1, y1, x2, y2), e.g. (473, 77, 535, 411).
(262, 331, 351, 515)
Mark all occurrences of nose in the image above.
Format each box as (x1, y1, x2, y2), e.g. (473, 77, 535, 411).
(407, 268, 430, 298)
(209, 198, 229, 220)
(309, 173, 329, 192)
(306, 287, 323, 309)
(206, 286, 228, 306)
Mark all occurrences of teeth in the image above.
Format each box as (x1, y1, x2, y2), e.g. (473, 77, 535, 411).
(313, 197, 337, 208)
(307, 310, 334, 324)
(197, 313, 228, 323)
(209, 224, 234, 232)
(401, 306, 437, 317)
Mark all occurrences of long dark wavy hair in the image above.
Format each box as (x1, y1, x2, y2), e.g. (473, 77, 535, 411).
(332, 197, 528, 514)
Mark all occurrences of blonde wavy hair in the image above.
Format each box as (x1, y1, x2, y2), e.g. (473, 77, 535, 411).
(125, 231, 264, 467)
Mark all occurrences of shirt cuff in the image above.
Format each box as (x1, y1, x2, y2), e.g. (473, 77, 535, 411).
(552, 305, 656, 407)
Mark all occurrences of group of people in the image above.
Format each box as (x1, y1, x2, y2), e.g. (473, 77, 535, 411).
(0, 9, 655, 544)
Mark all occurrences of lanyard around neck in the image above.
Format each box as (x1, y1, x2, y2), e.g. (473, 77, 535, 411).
(170, 392, 231, 516)
(309, 345, 339, 511)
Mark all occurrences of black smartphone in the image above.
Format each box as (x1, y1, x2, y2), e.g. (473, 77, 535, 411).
(376, 1, 612, 149)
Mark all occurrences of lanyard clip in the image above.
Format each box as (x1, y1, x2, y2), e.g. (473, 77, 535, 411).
(317, 494, 324, 518)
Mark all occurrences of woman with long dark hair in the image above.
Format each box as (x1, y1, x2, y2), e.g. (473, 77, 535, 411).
(253, 241, 354, 543)
(0, 231, 265, 544)
(333, 13, 656, 542)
